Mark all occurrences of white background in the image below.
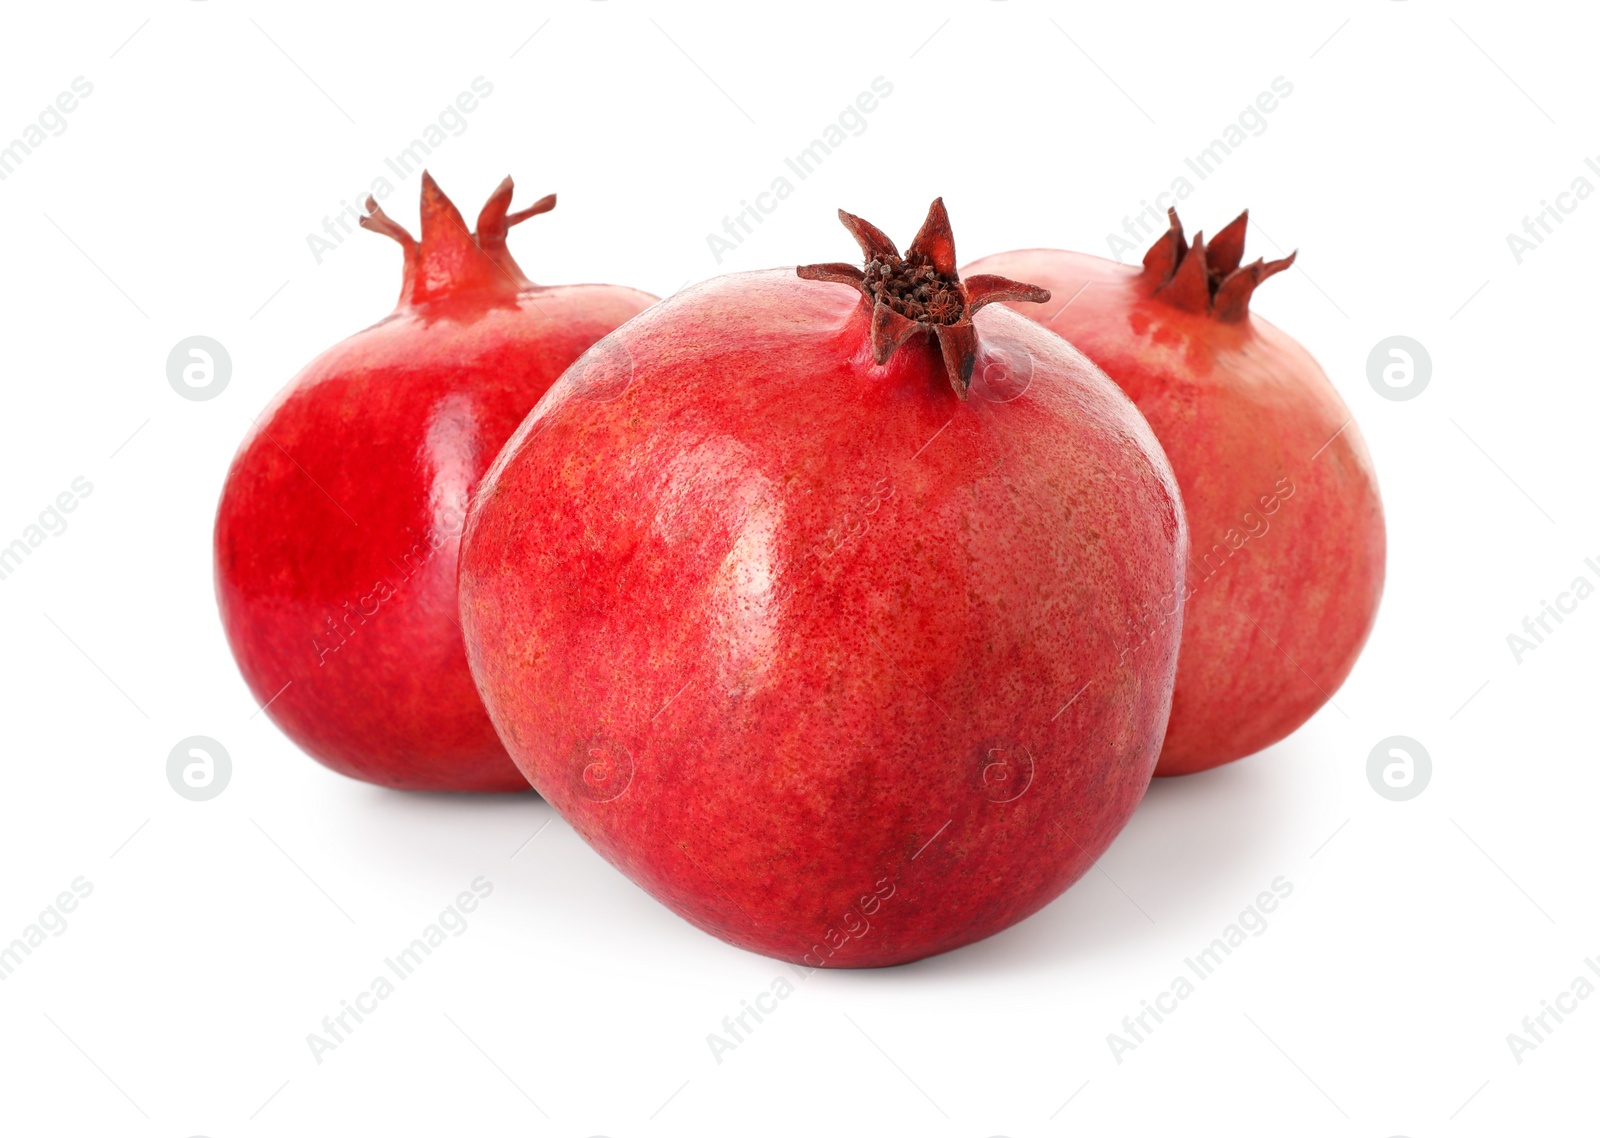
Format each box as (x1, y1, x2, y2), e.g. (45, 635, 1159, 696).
(1, 1, 1595, 1134)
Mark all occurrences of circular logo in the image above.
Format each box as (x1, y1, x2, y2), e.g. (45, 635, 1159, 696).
(1366, 735, 1430, 801)
(970, 336, 1034, 403)
(166, 336, 232, 401)
(569, 736, 634, 803)
(569, 335, 636, 404)
(167, 736, 232, 801)
(978, 742, 1034, 803)
(1366, 336, 1430, 401)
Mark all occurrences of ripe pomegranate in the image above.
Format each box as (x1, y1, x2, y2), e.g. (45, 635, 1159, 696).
(966, 209, 1384, 775)
(215, 173, 657, 791)
(458, 200, 1187, 965)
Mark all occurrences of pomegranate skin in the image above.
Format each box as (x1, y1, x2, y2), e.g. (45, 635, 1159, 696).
(215, 175, 657, 791)
(459, 220, 1188, 965)
(966, 226, 1384, 775)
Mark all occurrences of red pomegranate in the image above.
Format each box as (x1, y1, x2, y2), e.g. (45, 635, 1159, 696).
(966, 210, 1384, 775)
(215, 173, 657, 791)
(458, 200, 1187, 965)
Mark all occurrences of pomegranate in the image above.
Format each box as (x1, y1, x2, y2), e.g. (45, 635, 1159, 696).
(458, 200, 1187, 965)
(215, 173, 657, 791)
(966, 209, 1384, 775)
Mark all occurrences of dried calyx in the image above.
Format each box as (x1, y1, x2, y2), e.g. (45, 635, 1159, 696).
(360, 171, 556, 307)
(1140, 208, 1295, 322)
(799, 198, 1049, 397)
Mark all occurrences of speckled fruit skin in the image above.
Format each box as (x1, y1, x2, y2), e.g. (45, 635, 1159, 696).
(459, 209, 1188, 966)
(966, 220, 1384, 775)
(214, 174, 656, 791)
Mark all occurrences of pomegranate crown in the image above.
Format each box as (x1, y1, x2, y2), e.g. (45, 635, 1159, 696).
(359, 171, 556, 307)
(798, 198, 1049, 397)
(1140, 208, 1295, 322)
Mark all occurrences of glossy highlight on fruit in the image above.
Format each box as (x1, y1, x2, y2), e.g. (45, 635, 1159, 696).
(215, 173, 657, 791)
(966, 209, 1384, 774)
(459, 199, 1188, 965)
